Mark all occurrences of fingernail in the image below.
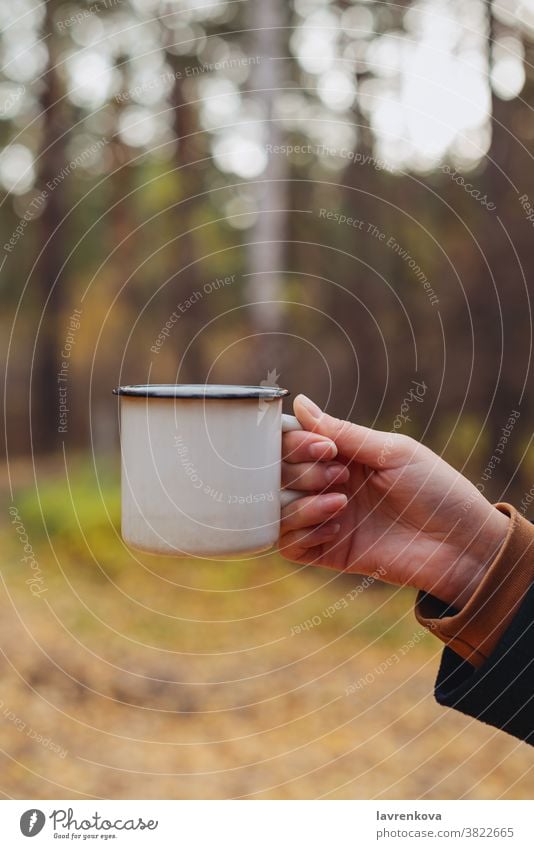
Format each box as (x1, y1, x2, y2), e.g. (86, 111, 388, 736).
(322, 493, 347, 511)
(323, 523, 341, 536)
(326, 464, 349, 483)
(310, 439, 337, 459)
(297, 394, 323, 420)
(319, 522, 341, 540)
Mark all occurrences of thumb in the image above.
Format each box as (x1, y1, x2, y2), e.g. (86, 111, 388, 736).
(293, 394, 394, 468)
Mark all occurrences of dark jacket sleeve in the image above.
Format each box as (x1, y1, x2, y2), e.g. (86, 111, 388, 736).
(432, 581, 534, 745)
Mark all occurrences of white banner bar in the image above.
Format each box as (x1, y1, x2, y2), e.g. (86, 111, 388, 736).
(1, 800, 532, 847)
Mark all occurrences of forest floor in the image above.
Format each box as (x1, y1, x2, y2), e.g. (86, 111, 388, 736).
(0, 458, 532, 799)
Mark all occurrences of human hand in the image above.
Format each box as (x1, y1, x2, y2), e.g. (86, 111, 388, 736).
(280, 395, 509, 608)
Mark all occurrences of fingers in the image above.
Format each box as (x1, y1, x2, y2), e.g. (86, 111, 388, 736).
(292, 394, 416, 468)
(280, 492, 347, 533)
(282, 429, 337, 463)
(282, 460, 349, 491)
(279, 522, 341, 560)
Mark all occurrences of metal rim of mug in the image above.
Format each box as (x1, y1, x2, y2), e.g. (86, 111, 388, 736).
(112, 384, 290, 399)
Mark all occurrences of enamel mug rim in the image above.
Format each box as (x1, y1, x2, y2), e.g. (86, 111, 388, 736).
(113, 383, 290, 399)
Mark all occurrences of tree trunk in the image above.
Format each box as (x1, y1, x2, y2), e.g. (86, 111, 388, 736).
(483, 0, 525, 494)
(34, 0, 69, 453)
(247, 0, 288, 337)
(167, 50, 210, 382)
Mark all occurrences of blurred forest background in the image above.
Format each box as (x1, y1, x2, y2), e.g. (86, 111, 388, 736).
(1, 0, 534, 494)
(1, 0, 534, 800)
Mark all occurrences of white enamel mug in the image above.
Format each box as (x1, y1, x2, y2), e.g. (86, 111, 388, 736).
(113, 384, 304, 557)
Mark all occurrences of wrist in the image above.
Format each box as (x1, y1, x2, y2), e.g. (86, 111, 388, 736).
(444, 506, 510, 609)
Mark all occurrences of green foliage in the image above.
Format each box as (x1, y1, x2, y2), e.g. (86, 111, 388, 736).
(11, 459, 121, 574)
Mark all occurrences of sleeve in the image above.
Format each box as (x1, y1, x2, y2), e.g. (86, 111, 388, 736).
(432, 582, 534, 744)
(414, 504, 534, 743)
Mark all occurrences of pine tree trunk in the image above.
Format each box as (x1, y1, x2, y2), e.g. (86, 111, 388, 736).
(34, 0, 68, 453)
(247, 0, 287, 333)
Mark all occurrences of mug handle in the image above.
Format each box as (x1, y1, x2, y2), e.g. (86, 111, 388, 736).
(280, 414, 306, 508)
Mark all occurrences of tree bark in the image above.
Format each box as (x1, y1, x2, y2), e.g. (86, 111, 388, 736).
(247, 0, 288, 333)
(34, 0, 69, 453)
